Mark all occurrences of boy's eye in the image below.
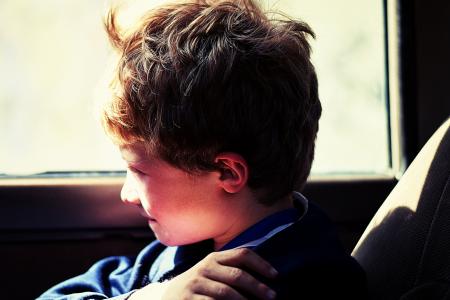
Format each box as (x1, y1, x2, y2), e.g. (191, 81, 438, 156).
(128, 166, 145, 176)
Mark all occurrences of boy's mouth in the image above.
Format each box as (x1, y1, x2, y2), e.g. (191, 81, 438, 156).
(136, 205, 157, 222)
(140, 211, 156, 222)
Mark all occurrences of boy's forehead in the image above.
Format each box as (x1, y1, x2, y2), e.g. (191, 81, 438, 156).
(119, 143, 150, 163)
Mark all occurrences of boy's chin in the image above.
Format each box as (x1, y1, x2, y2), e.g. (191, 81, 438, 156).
(155, 237, 188, 247)
(150, 227, 183, 247)
(152, 230, 206, 247)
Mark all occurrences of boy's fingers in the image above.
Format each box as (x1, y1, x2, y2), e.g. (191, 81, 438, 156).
(217, 248, 278, 279)
(206, 265, 276, 300)
(194, 278, 246, 300)
(190, 296, 214, 300)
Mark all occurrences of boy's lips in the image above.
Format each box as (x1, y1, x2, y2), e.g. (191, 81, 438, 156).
(136, 205, 157, 222)
(140, 211, 156, 221)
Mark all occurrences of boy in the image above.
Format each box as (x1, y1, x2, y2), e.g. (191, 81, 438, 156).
(39, 0, 366, 299)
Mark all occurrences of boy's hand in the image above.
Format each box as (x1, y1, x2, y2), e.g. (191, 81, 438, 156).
(130, 248, 278, 300)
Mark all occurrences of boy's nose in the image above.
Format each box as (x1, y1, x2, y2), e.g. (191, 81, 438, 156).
(121, 172, 140, 205)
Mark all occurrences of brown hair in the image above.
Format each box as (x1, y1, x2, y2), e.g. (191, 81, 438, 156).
(102, 0, 321, 204)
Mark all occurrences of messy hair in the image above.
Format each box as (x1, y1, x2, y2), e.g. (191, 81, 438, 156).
(102, 0, 321, 204)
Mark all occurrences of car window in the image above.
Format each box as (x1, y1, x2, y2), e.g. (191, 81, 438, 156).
(0, 0, 388, 177)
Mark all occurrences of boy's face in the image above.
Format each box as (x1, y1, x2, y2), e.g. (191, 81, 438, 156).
(119, 143, 239, 247)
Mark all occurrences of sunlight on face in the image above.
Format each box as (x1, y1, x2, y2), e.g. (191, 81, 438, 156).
(119, 143, 239, 246)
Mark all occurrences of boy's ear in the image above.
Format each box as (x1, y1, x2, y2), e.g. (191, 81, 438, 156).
(214, 153, 248, 194)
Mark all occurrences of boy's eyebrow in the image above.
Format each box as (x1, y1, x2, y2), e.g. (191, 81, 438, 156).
(120, 154, 147, 165)
(119, 145, 158, 168)
(119, 146, 148, 164)
(121, 156, 143, 164)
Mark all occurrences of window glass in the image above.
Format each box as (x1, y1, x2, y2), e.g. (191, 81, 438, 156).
(0, 0, 389, 176)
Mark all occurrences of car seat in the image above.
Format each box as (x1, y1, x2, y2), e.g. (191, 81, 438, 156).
(352, 118, 450, 299)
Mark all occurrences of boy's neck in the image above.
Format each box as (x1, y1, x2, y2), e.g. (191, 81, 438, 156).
(213, 193, 295, 250)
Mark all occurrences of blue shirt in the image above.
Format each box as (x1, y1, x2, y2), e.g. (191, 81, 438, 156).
(38, 192, 367, 300)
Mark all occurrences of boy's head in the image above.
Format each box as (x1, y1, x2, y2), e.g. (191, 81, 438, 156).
(102, 0, 321, 205)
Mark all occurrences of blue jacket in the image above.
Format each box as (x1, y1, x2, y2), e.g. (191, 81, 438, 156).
(38, 194, 367, 299)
